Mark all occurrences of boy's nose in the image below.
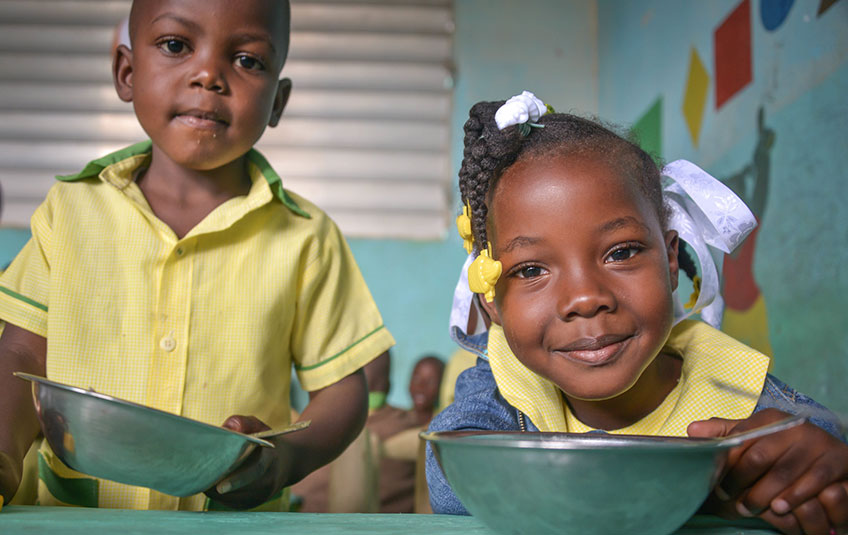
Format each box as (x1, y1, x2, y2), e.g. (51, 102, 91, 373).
(555, 269, 616, 321)
(189, 55, 228, 93)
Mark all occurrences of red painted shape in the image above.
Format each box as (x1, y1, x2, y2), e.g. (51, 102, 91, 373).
(722, 224, 761, 310)
(714, 0, 753, 109)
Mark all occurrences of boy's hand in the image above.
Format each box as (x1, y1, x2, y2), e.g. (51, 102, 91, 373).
(204, 415, 292, 510)
(203, 369, 369, 510)
(689, 408, 848, 535)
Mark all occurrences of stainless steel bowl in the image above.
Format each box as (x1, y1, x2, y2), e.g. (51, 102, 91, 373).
(16, 372, 281, 497)
(424, 430, 737, 535)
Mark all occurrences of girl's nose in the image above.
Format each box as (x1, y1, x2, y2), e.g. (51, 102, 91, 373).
(555, 268, 616, 321)
(189, 54, 228, 93)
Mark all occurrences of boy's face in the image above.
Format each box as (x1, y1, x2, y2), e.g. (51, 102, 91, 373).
(484, 154, 679, 403)
(116, 0, 290, 171)
(409, 360, 442, 412)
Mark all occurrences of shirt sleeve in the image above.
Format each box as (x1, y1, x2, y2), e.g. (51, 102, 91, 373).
(291, 215, 394, 391)
(755, 374, 846, 442)
(0, 197, 53, 337)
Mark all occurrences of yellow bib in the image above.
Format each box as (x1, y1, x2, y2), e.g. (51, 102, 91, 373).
(487, 320, 769, 436)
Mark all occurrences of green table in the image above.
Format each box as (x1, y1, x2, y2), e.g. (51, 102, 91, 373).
(0, 506, 780, 534)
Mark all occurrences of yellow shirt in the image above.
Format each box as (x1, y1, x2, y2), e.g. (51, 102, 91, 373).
(487, 320, 769, 435)
(0, 141, 395, 510)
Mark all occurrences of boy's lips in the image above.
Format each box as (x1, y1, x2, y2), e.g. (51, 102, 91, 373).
(174, 109, 228, 129)
(553, 334, 632, 366)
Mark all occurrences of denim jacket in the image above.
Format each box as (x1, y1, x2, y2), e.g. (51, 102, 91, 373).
(427, 330, 846, 515)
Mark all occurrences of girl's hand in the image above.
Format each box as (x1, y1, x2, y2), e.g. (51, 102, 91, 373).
(689, 409, 848, 535)
(203, 415, 291, 510)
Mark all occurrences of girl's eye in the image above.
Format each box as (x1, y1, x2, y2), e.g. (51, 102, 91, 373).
(236, 55, 265, 71)
(159, 39, 188, 55)
(515, 265, 545, 279)
(606, 244, 642, 263)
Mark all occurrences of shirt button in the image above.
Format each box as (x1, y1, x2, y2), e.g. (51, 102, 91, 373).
(176, 247, 184, 256)
(160, 336, 177, 352)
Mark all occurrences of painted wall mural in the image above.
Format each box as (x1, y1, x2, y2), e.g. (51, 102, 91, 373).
(605, 0, 847, 411)
(720, 107, 774, 356)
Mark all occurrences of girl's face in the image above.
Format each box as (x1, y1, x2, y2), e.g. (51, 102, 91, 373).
(485, 153, 679, 403)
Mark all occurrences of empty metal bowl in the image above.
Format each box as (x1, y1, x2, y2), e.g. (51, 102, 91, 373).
(424, 430, 739, 535)
(16, 372, 287, 497)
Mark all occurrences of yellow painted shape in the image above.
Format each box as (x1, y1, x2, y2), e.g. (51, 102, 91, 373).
(722, 293, 774, 362)
(682, 47, 710, 147)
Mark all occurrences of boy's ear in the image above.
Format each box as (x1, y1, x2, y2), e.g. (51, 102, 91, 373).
(268, 78, 292, 128)
(113, 44, 134, 102)
(665, 230, 680, 291)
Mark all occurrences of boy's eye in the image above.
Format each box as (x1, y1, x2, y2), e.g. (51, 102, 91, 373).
(236, 55, 265, 71)
(606, 244, 642, 263)
(159, 39, 188, 55)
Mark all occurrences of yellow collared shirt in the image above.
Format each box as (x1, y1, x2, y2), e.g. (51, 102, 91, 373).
(0, 141, 394, 510)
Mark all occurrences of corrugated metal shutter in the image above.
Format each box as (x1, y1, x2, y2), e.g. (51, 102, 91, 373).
(0, 0, 454, 239)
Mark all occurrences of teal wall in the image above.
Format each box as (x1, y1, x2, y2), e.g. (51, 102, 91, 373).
(597, 0, 848, 413)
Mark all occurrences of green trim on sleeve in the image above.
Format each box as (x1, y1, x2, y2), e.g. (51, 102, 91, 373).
(0, 286, 47, 312)
(295, 325, 387, 371)
(37, 452, 98, 507)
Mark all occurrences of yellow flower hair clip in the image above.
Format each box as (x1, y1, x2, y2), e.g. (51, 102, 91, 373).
(468, 243, 502, 303)
(456, 202, 474, 254)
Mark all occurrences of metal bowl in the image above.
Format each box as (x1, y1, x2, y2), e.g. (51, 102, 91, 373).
(16, 372, 279, 497)
(424, 430, 734, 535)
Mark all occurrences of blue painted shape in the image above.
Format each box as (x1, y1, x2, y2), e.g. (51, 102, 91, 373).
(761, 0, 795, 31)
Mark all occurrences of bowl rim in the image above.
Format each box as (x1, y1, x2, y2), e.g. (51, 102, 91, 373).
(15, 372, 273, 448)
(421, 429, 733, 452)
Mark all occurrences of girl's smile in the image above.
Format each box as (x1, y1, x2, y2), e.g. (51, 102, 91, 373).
(483, 152, 682, 429)
(552, 333, 633, 366)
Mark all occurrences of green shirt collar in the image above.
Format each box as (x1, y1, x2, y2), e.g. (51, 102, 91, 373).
(56, 140, 310, 219)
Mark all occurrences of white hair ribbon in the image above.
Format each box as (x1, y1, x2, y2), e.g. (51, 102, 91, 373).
(662, 160, 756, 328)
(449, 254, 487, 339)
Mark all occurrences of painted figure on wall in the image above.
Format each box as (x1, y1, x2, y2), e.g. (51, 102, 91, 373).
(720, 107, 774, 357)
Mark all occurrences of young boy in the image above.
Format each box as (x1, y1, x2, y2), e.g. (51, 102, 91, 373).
(0, 0, 394, 512)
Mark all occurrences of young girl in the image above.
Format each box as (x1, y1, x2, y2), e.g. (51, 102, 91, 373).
(427, 92, 848, 534)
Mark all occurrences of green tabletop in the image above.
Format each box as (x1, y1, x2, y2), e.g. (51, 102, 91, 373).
(0, 506, 780, 534)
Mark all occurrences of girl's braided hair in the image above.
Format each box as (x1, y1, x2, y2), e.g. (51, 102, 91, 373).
(457, 100, 698, 282)
(459, 101, 666, 251)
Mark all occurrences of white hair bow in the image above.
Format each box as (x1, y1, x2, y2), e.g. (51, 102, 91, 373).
(494, 91, 547, 131)
(662, 160, 756, 328)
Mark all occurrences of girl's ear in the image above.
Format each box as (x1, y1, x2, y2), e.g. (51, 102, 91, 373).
(477, 290, 503, 326)
(113, 44, 134, 102)
(665, 230, 680, 292)
(268, 78, 292, 127)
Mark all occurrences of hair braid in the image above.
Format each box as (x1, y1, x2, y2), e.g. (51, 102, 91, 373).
(457, 101, 671, 252)
(458, 101, 525, 252)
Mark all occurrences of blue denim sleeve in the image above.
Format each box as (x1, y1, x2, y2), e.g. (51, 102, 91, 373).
(755, 374, 846, 442)
(425, 357, 523, 515)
